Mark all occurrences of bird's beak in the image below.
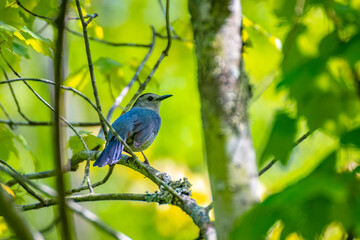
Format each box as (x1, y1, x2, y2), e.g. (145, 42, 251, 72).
(157, 94, 173, 101)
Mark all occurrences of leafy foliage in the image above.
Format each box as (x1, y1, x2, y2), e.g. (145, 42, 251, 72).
(68, 131, 104, 154)
(231, 152, 360, 240)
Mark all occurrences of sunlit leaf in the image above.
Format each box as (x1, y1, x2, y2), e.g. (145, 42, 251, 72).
(0, 216, 8, 235)
(0, 183, 14, 198)
(17, 26, 53, 57)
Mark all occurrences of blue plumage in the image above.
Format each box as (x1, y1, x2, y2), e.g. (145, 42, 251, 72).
(93, 93, 171, 167)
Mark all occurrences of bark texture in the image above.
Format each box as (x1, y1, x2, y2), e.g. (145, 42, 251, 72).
(189, 0, 260, 239)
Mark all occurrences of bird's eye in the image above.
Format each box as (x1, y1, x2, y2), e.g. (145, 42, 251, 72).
(147, 96, 154, 101)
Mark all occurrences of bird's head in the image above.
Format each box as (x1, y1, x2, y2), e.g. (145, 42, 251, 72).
(132, 93, 172, 111)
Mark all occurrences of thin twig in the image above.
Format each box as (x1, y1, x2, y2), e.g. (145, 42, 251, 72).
(258, 130, 314, 176)
(75, 0, 106, 192)
(22, 193, 151, 211)
(15, 0, 149, 49)
(65, 27, 151, 48)
(0, 119, 100, 127)
(155, 32, 193, 42)
(106, 27, 156, 123)
(16, 0, 54, 21)
(0, 161, 46, 203)
(122, 0, 172, 114)
(75, 0, 108, 140)
(0, 102, 14, 129)
(1, 67, 32, 122)
(66, 165, 114, 195)
(67, 201, 133, 240)
(6, 170, 56, 188)
(0, 160, 56, 197)
(66, 13, 98, 21)
(157, 0, 178, 38)
(1, 161, 130, 239)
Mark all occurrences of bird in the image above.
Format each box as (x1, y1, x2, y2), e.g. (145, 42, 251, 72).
(93, 93, 172, 167)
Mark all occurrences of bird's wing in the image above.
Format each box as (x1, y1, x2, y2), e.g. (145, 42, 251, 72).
(132, 111, 160, 149)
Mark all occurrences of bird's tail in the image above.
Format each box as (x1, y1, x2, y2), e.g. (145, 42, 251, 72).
(93, 138, 124, 167)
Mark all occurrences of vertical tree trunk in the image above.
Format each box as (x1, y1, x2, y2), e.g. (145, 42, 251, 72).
(189, 0, 260, 239)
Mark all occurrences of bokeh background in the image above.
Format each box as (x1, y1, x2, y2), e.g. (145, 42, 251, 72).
(1, 0, 360, 239)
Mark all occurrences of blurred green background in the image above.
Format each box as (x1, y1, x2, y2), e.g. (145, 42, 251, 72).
(1, 0, 360, 239)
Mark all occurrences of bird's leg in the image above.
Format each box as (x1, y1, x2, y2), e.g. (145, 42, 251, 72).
(140, 150, 150, 165)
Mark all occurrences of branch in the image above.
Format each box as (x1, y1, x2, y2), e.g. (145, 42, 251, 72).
(16, 0, 54, 21)
(15, 0, 149, 49)
(22, 193, 151, 211)
(106, 27, 156, 122)
(122, 0, 172, 114)
(258, 130, 313, 176)
(1, 160, 130, 239)
(0, 119, 101, 127)
(0, 102, 14, 129)
(75, 0, 108, 140)
(66, 165, 114, 195)
(53, 0, 73, 238)
(0, 161, 46, 203)
(65, 27, 151, 48)
(67, 201, 132, 240)
(1, 67, 31, 122)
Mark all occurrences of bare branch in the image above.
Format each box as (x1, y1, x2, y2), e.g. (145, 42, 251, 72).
(122, 0, 173, 113)
(66, 165, 114, 195)
(106, 27, 156, 122)
(74, 0, 108, 140)
(258, 130, 314, 176)
(0, 161, 46, 203)
(65, 27, 152, 48)
(16, 0, 54, 21)
(0, 102, 14, 129)
(1, 67, 31, 122)
(0, 119, 100, 127)
(67, 201, 133, 240)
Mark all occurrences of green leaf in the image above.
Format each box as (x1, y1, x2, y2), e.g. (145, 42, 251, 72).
(0, 47, 21, 74)
(68, 131, 105, 155)
(278, 31, 360, 133)
(16, 26, 53, 57)
(0, 124, 19, 160)
(0, 1, 26, 29)
(260, 111, 297, 165)
(231, 152, 360, 240)
(13, 41, 30, 59)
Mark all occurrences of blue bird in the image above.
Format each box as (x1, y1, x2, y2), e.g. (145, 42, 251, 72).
(93, 93, 172, 167)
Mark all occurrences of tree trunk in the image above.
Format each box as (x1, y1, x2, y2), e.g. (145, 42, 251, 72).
(189, 0, 260, 239)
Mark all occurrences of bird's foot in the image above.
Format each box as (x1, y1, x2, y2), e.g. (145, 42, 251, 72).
(140, 150, 150, 165)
